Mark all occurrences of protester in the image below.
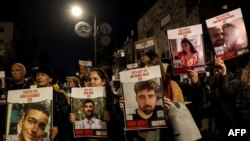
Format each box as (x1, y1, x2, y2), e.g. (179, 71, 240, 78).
(185, 70, 207, 130)
(1, 63, 31, 139)
(78, 65, 88, 87)
(70, 68, 124, 141)
(65, 76, 80, 96)
(183, 78, 190, 84)
(5, 63, 31, 90)
(35, 64, 70, 141)
(139, 51, 167, 82)
(214, 56, 250, 139)
(140, 51, 184, 103)
(120, 51, 185, 141)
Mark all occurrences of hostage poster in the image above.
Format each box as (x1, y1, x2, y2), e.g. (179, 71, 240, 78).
(206, 8, 248, 60)
(120, 65, 167, 130)
(71, 87, 107, 138)
(5, 87, 53, 141)
(167, 24, 206, 75)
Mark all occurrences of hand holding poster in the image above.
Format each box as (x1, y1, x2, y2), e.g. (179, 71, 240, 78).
(120, 65, 167, 130)
(167, 24, 206, 75)
(206, 8, 249, 60)
(71, 87, 107, 138)
(6, 87, 53, 141)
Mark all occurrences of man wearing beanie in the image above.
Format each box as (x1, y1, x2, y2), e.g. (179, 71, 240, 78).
(35, 64, 71, 141)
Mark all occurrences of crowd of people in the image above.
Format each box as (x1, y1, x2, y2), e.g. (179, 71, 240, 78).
(0, 48, 249, 141)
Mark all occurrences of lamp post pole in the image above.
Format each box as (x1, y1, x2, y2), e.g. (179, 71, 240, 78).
(71, 5, 97, 66)
(94, 15, 97, 67)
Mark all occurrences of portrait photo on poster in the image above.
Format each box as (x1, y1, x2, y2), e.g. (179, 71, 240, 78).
(71, 87, 108, 138)
(167, 24, 206, 75)
(123, 78, 163, 114)
(206, 8, 249, 60)
(72, 98, 107, 130)
(120, 65, 167, 130)
(170, 35, 205, 74)
(6, 87, 53, 141)
(6, 101, 52, 141)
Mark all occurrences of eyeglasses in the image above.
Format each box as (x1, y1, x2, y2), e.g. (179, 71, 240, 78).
(139, 61, 153, 68)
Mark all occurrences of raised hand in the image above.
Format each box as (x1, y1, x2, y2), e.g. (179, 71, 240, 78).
(187, 70, 199, 84)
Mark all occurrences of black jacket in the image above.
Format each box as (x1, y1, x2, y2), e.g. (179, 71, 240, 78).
(53, 89, 70, 140)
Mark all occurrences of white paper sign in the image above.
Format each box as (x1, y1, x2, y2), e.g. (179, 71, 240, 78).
(7, 87, 53, 103)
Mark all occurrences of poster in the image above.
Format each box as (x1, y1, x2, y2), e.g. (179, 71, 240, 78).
(5, 87, 53, 141)
(120, 65, 167, 130)
(206, 8, 248, 60)
(71, 87, 107, 138)
(134, 36, 158, 63)
(127, 63, 138, 70)
(79, 60, 93, 67)
(167, 24, 206, 75)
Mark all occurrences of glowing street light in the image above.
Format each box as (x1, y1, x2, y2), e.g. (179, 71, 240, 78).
(71, 6, 83, 17)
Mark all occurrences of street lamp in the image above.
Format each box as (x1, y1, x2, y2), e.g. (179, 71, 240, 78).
(71, 6, 82, 17)
(71, 5, 97, 67)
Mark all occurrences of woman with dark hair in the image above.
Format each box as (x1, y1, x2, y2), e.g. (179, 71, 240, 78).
(140, 51, 184, 103)
(88, 68, 124, 140)
(139, 51, 167, 83)
(180, 38, 200, 67)
(70, 68, 125, 141)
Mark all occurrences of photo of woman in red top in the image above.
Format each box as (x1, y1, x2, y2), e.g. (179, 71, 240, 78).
(180, 38, 200, 67)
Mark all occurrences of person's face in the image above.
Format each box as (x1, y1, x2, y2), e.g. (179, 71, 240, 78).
(83, 102, 94, 116)
(140, 55, 152, 67)
(136, 89, 157, 115)
(36, 72, 52, 87)
(67, 79, 75, 88)
(89, 71, 105, 87)
(19, 109, 49, 141)
(214, 69, 221, 77)
(79, 65, 87, 76)
(210, 27, 224, 47)
(223, 27, 238, 47)
(11, 64, 26, 81)
(181, 42, 190, 53)
(183, 78, 189, 84)
(84, 79, 90, 87)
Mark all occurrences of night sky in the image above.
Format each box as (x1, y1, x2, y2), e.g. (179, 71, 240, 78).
(0, 0, 158, 75)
